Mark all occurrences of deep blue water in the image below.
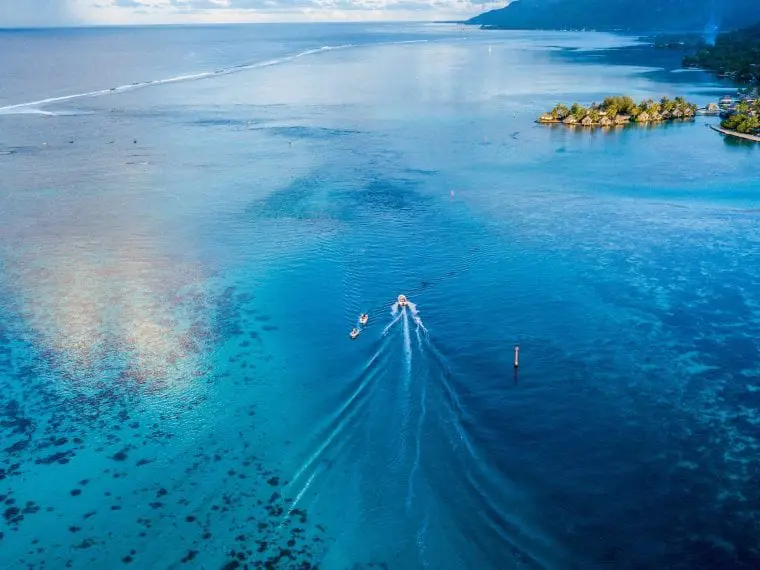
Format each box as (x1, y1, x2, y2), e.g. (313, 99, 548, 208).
(1, 23, 759, 570)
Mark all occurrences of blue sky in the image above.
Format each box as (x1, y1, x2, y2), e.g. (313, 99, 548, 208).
(0, 0, 506, 26)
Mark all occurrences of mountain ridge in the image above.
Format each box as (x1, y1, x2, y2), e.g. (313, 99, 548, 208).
(467, 0, 760, 33)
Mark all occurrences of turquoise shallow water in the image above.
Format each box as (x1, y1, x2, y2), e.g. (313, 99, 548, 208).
(1, 23, 760, 570)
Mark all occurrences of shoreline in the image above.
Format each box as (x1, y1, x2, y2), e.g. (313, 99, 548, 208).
(710, 124, 760, 142)
(537, 118, 694, 127)
(537, 117, 696, 128)
(538, 96, 698, 129)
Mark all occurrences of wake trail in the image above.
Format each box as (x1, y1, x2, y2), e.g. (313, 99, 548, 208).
(417, 512, 431, 570)
(403, 299, 427, 515)
(379, 298, 566, 568)
(397, 308, 413, 466)
(383, 310, 403, 336)
(284, 335, 391, 499)
(419, 340, 476, 461)
(0, 39, 430, 115)
(408, 301, 428, 336)
(415, 333, 472, 442)
(413, 334, 567, 569)
(402, 308, 412, 392)
(406, 363, 427, 515)
(278, 470, 318, 529)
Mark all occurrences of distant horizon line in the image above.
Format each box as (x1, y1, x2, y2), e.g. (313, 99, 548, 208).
(0, 20, 471, 31)
(0, 21, 737, 34)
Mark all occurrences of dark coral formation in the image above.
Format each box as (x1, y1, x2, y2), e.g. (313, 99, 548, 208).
(0, 284, 343, 569)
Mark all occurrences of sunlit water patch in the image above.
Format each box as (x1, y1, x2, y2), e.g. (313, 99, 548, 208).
(1, 23, 760, 570)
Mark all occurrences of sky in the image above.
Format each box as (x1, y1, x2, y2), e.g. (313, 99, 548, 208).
(0, 0, 507, 27)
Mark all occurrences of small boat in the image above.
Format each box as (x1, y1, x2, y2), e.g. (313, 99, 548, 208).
(359, 314, 369, 326)
(397, 295, 408, 307)
(349, 328, 360, 340)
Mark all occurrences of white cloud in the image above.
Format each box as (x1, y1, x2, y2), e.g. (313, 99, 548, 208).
(0, 0, 76, 27)
(0, 0, 505, 26)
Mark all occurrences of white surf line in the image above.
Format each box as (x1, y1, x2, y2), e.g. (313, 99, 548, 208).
(0, 39, 431, 114)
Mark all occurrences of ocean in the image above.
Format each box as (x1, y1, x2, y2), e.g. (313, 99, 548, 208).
(1, 22, 759, 570)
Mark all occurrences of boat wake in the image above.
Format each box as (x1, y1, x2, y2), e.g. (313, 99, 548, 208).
(382, 310, 403, 336)
(283, 295, 567, 569)
(280, 332, 393, 525)
(382, 297, 570, 569)
(0, 40, 430, 116)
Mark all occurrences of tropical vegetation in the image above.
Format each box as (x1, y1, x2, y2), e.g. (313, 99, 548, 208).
(720, 94, 760, 135)
(683, 22, 760, 84)
(537, 96, 698, 127)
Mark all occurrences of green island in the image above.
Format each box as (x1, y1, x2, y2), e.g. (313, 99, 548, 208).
(537, 96, 698, 127)
(716, 89, 760, 140)
(466, 0, 760, 33)
(683, 22, 760, 84)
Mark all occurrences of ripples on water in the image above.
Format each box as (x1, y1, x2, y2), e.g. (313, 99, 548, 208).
(1, 23, 760, 570)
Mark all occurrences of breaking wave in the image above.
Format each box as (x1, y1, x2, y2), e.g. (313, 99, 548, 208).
(0, 40, 430, 116)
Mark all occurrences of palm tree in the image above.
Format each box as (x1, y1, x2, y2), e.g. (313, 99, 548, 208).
(622, 96, 637, 114)
(552, 104, 570, 120)
(603, 101, 620, 118)
(570, 103, 587, 120)
(660, 96, 674, 113)
(740, 115, 760, 134)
